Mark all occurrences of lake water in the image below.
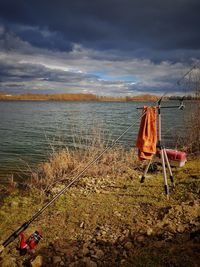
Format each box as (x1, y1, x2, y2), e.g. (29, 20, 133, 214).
(0, 100, 186, 181)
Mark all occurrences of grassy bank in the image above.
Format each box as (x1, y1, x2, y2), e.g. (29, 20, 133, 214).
(0, 147, 199, 266)
(1, 101, 200, 266)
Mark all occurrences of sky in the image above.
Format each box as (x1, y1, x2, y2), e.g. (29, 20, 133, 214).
(0, 0, 200, 96)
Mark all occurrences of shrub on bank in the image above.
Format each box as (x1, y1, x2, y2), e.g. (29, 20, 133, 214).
(177, 101, 200, 154)
(30, 133, 139, 192)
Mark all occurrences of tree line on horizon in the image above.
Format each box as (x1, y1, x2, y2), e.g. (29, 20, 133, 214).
(0, 92, 199, 101)
(0, 93, 161, 101)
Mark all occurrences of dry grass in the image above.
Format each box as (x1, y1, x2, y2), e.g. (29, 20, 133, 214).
(177, 101, 200, 154)
(29, 128, 140, 192)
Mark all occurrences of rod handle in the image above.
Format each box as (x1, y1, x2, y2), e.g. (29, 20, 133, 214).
(2, 221, 30, 250)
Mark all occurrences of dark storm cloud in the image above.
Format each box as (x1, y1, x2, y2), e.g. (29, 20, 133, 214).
(0, 60, 50, 82)
(0, 57, 121, 95)
(0, 0, 199, 96)
(0, 0, 199, 61)
(0, 59, 96, 84)
(15, 27, 73, 52)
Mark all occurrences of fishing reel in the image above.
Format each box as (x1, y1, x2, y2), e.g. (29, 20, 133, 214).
(17, 231, 42, 255)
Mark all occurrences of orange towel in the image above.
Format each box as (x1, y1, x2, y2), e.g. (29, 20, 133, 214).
(136, 106, 157, 160)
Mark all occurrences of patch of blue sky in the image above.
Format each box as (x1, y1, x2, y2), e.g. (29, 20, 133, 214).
(91, 71, 138, 82)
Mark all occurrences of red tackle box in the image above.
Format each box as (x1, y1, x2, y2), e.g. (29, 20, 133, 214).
(156, 149, 187, 167)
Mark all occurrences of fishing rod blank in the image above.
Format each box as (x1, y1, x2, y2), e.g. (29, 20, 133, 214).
(0, 114, 144, 253)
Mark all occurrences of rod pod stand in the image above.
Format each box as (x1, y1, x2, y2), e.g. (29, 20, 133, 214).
(138, 97, 184, 198)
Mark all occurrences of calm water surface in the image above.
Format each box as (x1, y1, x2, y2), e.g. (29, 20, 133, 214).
(0, 100, 186, 181)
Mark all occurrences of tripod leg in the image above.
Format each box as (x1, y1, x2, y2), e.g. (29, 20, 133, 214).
(163, 148, 175, 188)
(140, 160, 151, 183)
(160, 149, 169, 198)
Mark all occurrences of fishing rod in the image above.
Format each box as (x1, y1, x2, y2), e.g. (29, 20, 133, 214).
(0, 111, 146, 254)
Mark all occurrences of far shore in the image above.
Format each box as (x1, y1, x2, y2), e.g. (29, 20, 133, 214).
(0, 93, 160, 102)
(1, 93, 198, 102)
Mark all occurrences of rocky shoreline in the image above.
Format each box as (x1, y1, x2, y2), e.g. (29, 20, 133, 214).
(0, 158, 200, 266)
(33, 199, 200, 267)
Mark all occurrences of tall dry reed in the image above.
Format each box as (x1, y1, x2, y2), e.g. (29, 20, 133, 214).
(30, 128, 139, 192)
(176, 101, 200, 154)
